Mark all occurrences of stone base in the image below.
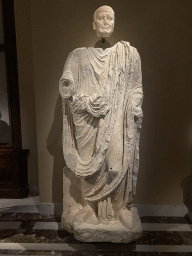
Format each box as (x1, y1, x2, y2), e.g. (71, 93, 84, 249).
(73, 207, 143, 243)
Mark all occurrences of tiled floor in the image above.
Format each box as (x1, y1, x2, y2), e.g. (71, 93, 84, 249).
(0, 197, 192, 255)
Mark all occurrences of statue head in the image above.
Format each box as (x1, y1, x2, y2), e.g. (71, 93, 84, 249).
(93, 5, 115, 38)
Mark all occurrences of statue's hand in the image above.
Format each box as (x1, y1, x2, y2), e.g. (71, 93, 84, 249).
(90, 94, 103, 105)
(70, 93, 110, 117)
(90, 94, 109, 109)
(70, 95, 88, 113)
(88, 94, 110, 117)
(132, 93, 142, 109)
(132, 93, 143, 126)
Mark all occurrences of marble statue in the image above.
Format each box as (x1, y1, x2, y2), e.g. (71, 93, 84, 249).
(59, 5, 143, 243)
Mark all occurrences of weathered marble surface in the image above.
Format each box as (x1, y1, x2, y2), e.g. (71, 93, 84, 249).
(60, 5, 143, 243)
(61, 166, 143, 242)
(74, 207, 142, 243)
(93, 5, 114, 38)
(61, 166, 84, 233)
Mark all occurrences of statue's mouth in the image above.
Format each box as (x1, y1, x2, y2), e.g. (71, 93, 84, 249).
(101, 26, 110, 30)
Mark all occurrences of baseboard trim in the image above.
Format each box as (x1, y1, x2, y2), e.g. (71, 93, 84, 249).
(134, 204, 188, 217)
(39, 203, 63, 215)
(38, 203, 188, 217)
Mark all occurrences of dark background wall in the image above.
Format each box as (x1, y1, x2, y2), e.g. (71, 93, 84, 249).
(14, 0, 192, 205)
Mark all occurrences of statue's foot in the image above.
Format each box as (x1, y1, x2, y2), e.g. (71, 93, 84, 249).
(117, 207, 134, 230)
(72, 204, 98, 228)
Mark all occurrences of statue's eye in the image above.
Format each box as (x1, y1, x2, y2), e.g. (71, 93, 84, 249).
(98, 16, 103, 20)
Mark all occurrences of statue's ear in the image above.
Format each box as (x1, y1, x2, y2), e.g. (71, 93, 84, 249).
(93, 21, 96, 30)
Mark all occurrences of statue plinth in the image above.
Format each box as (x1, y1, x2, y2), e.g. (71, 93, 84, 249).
(74, 207, 143, 243)
(61, 167, 143, 242)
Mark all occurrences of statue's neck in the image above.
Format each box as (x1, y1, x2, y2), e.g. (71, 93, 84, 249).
(94, 39, 112, 50)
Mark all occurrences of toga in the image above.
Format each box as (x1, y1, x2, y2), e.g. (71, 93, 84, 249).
(59, 41, 143, 216)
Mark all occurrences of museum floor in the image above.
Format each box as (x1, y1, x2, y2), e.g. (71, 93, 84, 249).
(0, 196, 192, 255)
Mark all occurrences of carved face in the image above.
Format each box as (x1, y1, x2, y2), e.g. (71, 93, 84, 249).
(93, 8, 114, 38)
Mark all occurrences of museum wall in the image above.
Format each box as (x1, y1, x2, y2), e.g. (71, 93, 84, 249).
(14, 0, 192, 205)
(14, 0, 39, 186)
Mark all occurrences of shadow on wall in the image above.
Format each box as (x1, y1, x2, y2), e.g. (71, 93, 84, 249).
(46, 95, 65, 203)
(181, 146, 192, 219)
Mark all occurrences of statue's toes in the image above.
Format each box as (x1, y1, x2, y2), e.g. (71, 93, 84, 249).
(118, 207, 134, 230)
(72, 205, 95, 227)
(85, 210, 99, 225)
(72, 210, 87, 227)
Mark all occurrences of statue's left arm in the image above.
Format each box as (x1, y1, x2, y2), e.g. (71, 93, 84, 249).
(131, 49, 143, 130)
(129, 48, 143, 197)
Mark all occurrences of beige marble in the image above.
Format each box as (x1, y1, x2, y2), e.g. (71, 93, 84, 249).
(74, 207, 142, 243)
(61, 166, 84, 233)
(60, 6, 143, 243)
(93, 5, 115, 38)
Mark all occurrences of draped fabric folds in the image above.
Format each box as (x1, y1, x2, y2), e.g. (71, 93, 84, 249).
(59, 41, 143, 215)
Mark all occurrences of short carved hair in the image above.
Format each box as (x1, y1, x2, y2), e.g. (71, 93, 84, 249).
(93, 5, 114, 22)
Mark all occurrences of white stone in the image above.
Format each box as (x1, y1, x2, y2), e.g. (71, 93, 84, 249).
(61, 166, 84, 233)
(93, 5, 115, 38)
(74, 207, 143, 243)
(59, 6, 143, 243)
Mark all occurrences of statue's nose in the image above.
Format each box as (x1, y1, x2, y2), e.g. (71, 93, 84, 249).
(103, 17, 108, 24)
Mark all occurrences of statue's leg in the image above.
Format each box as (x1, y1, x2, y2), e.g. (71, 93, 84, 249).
(70, 113, 99, 228)
(98, 197, 115, 223)
(106, 111, 123, 181)
(105, 112, 135, 229)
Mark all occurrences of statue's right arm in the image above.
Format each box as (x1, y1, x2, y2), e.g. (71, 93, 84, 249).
(59, 78, 74, 100)
(59, 52, 75, 100)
